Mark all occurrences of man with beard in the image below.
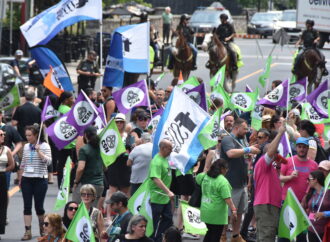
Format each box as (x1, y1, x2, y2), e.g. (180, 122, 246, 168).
(149, 89, 165, 116)
(220, 118, 260, 242)
(219, 114, 235, 137)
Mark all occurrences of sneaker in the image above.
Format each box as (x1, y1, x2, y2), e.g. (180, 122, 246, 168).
(21, 230, 32, 241)
(182, 233, 200, 240)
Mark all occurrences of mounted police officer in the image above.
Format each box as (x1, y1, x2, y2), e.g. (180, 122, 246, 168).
(168, 14, 197, 70)
(215, 13, 238, 70)
(293, 19, 328, 76)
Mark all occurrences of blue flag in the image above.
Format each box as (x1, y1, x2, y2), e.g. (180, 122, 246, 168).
(20, 0, 102, 47)
(152, 88, 210, 174)
(103, 22, 150, 87)
(30, 46, 74, 91)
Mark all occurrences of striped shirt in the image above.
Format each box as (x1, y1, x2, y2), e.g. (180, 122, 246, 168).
(21, 142, 52, 178)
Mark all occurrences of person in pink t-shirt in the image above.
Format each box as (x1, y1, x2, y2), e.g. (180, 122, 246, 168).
(254, 122, 287, 242)
(280, 137, 318, 202)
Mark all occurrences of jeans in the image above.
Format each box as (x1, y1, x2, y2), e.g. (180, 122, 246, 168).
(188, 43, 198, 59)
(21, 177, 48, 215)
(204, 224, 224, 242)
(151, 202, 173, 242)
(163, 23, 171, 43)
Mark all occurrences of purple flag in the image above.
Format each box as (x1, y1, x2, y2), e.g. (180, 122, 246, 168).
(66, 91, 98, 135)
(47, 113, 79, 150)
(257, 79, 289, 107)
(306, 80, 329, 118)
(94, 105, 107, 130)
(41, 96, 59, 122)
(186, 83, 207, 111)
(246, 84, 253, 93)
(221, 110, 232, 121)
(278, 132, 291, 157)
(289, 77, 307, 102)
(112, 79, 150, 114)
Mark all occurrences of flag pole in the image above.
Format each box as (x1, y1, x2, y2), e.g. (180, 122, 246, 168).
(99, 20, 103, 91)
(37, 121, 44, 144)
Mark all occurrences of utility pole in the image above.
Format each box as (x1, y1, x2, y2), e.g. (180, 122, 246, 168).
(0, 0, 7, 54)
(9, 0, 13, 55)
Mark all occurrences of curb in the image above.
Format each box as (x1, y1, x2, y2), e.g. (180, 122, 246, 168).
(235, 34, 261, 39)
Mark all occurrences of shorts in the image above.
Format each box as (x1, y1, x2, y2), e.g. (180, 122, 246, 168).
(229, 187, 248, 215)
(254, 204, 280, 242)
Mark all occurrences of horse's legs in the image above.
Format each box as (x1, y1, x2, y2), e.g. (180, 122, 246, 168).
(231, 71, 238, 92)
(307, 75, 314, 94)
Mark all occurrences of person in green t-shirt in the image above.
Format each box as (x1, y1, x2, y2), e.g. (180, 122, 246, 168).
(73, 126, 104, 207)
(56, 91, 77, 189)
(196, 158, 237, 242)
(148, 138, 174, 242)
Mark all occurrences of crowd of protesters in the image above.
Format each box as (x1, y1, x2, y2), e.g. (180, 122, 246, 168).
(1, 47, 330, 242)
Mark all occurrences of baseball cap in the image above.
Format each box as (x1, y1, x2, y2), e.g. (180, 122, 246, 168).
(296, 137, 309, 146)
(291, 109, 300, 116)
(114, 113, 126, 122)
(319, 160, 330, 171)
(106, 191, 128, 204)
(15, 49, 23, 56)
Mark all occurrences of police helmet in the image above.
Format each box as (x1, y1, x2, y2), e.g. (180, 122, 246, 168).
(220, 13, 228, 20)
(180, 14, 190, 22)
(140, 11, 148, 22)
(306, 19, 314, 27)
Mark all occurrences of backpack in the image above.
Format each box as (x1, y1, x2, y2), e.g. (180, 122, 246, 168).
(313, 137, 329, 163)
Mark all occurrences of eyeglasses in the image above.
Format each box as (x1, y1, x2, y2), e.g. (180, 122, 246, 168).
(68, 206, 78, 211)
(138, 117, 148, 121)
(115, 120, 125, 123)
(81, 193, 94, 197)
(257, 136, 265, 139)
(43, 222, 49, 227)
(218, 140, 222, 143)
(165, 90, 171, 93)
(307, 178, 315, 182)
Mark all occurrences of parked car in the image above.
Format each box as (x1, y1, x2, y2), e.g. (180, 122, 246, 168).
(272, 10, 301, 44)
(188, 6, 233, 46)
(247, 11, 282, 38)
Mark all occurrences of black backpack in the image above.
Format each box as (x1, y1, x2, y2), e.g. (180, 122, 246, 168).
(313, 137, 329, 163)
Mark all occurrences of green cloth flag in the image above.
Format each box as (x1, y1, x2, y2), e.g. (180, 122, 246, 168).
(65, 202, 96, 242)
(325, 173, 330, 190)
(258, 55, 272, 88)
(210, 65, 226, 88)
(210, 84, 231, 110)
(180, 200, 207, 235)
(290, 74, 297, 84)
(301, 103, 330, 124)
(0, 85, 20, 111)
(231, 89, 258, 112)
(99, 119, 126, 167)
(278, 188, 311, 240)
(54, 157, 71, 211)
(324, 123, 330, 142)
(179, 76, 200, 92)
(251, 104, 263, 131)
(198, 108, 222, 149)
(128, 181, 153, 236)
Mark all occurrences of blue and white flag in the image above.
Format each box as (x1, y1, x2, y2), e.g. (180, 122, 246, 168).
(103, 22, 150, 87)
(20, 0, 102, 47)
(152, 88, 210, 174)
(30, 46, 74, 91)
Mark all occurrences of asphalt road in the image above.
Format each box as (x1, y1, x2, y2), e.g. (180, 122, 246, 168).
(3, 38, 330, 241)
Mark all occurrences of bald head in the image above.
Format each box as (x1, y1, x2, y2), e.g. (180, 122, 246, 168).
(159, 138, 173, 157)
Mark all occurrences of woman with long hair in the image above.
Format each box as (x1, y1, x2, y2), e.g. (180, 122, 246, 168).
(73, 126, 104, 207)
(37, 213, 65, 242)
(62, 201, 79, 230)
(0, 128, 15, 240)
(305, 170, 330, 241)
(196, 159, 236, 242)
(20, 124, 52, 240)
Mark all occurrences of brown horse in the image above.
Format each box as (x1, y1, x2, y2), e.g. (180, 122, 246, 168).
(294, 48, 327, 93)
(171, 31, 193, 83)
(207, 34, 238, 93)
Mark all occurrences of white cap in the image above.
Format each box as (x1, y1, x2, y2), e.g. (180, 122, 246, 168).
(15, 49, 23, 56)
(114, 113, 126, 121)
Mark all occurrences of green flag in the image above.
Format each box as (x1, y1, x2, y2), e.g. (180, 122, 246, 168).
(179, 76, 200, 92)
(278, 188, 311, 240)
(155, 72, 165, 87)
(210, 84, 231, 110)
(324, 123, 330, 142)
(301, 103, 330, 124)
(128, 181, 153, 236)
(180, 200, 207, 235)
(99, 119, 126, 167)
(54, 157, 71, 211)
(231, 89, 258, 112)
(198, 108, 222, 150)
(210, 65, 226, 88)
(65, 202, 96, 242)
(258, 55, 272, 88)
(0, 85, 20, 111)
(251, 104, 263, 131)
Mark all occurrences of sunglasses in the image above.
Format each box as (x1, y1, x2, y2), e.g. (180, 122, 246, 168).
(68, 206, 78, 211)
(257, 136, 265, 139)
(307, 178, 315, 182)
(101, 89, 107, 92)
(43, 222, 49, 227)
(218, 140, 222, 143)
(138, 117, 148, 121)
(81, 192, 94, 197)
